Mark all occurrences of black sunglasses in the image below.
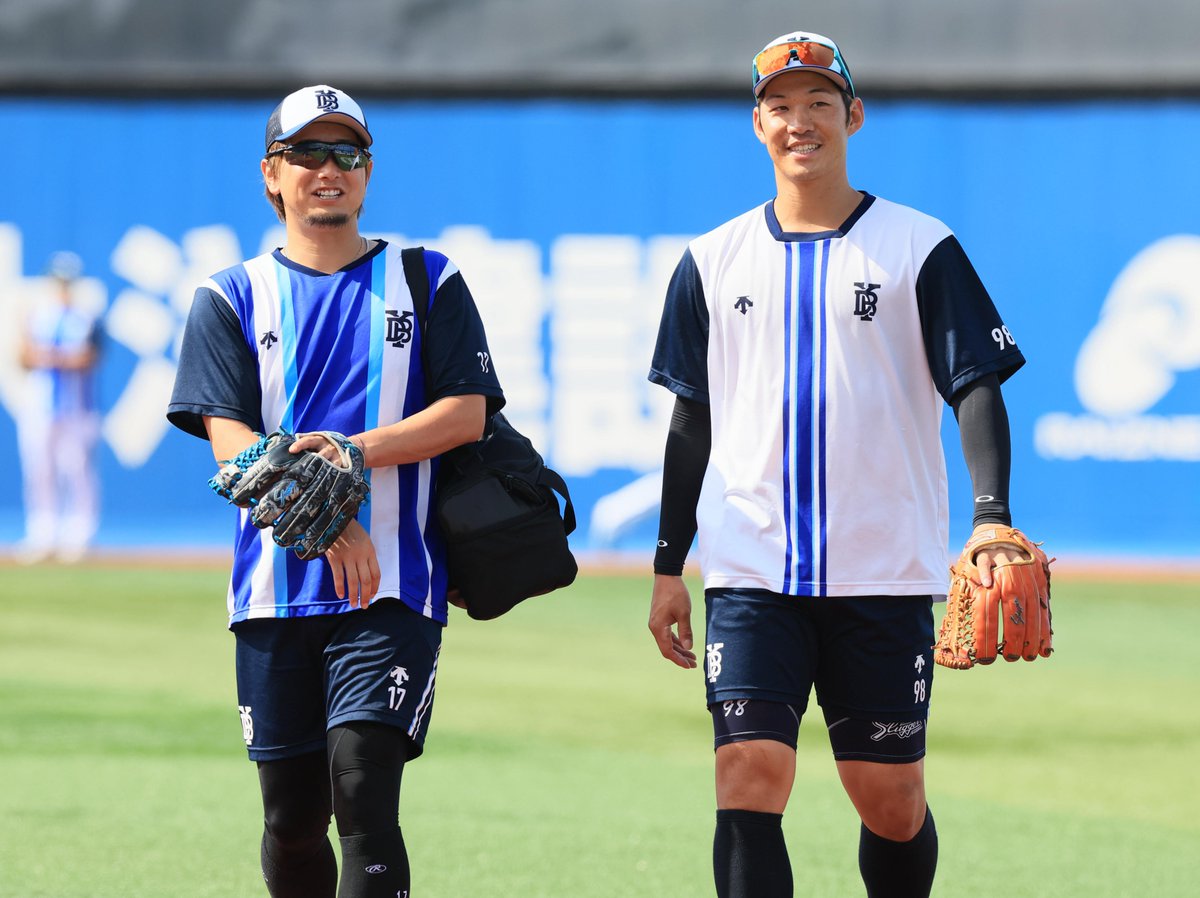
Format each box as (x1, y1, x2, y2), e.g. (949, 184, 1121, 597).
(266, 141, 372, 171)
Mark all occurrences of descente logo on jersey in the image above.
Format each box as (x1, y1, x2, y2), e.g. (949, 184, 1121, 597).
(385, 309, 414, 348)
(853, 282, 881, 321)
(259, 330, 278, 349)
(734, 295, 753, 315)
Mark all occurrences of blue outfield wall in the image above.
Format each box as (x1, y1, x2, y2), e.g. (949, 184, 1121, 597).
(0, 96, 1196, 561)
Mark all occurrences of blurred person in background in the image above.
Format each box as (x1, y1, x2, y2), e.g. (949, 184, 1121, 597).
(646, 29, 1028, 898)
(15, 250, 103, 564)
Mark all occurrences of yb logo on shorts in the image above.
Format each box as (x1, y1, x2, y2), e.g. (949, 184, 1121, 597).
(238, 705, 254, 745)
(706, 642, 725, 684)
(385, 310, 414, 348)
(853, 282, 882, 321)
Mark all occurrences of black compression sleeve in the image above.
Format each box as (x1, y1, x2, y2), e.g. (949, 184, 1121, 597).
(951, 374, 1013, 527)
(654, 396, 711, 575)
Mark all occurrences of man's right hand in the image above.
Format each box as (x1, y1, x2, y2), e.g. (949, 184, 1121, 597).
(648, 574, 698, 669)
(324, 519, 381, 609)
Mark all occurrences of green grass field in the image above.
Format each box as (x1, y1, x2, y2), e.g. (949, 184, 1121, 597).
(1, 563, 1198, 897)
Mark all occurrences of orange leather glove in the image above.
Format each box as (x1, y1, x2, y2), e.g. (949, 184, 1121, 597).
(934, 527, 1053, 670)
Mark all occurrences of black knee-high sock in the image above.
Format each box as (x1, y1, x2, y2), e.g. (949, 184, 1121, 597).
(713, 809, 793, 898)
(261, 830, 337, 898)
(858, 806, 938, 898)
(337, 828, 410, 898)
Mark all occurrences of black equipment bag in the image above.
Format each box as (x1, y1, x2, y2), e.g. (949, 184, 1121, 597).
(402, 247, 578, 619)
(435, 413, 578, 619)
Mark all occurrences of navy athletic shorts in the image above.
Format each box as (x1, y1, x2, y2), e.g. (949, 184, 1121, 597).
(232, 598, 443, 762)
(703, 589, 934, 737)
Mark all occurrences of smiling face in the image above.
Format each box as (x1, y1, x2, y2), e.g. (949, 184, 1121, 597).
(261, 120, 372, 230)
(753, 69, 863, 189)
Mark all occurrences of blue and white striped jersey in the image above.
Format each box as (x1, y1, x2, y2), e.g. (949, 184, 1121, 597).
(24, 303, 101, 418)
(650, 194, 1024, 596)
(169, 241, 504, 626)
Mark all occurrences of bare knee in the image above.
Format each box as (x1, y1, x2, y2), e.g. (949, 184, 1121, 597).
(837, 760, 926, 841)
(715, 740, 797, 813)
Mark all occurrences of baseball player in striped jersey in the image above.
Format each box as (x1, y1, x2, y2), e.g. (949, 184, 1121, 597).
(647, 32, 1028, 897)
(15, 251, 102, 564)
(168, 85, 503, 898)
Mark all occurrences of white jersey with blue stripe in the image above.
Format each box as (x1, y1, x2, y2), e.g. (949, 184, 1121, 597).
(168, 241, 504, 626)
(650, 194, 1024, 597)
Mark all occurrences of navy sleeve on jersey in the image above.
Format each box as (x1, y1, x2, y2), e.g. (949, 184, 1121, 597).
(166, 287, 263, 439)
(424, 268, 506, 416)
(648, 248, 711, 404)
(916, 235, 1026, 403)
(87, 318, 105, 352)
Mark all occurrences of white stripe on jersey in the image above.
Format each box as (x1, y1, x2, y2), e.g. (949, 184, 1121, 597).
(207, 273, 290, 622)
(436, 261, 459, 291)
(407, 644, 441, 738)
(241, 255, 289, 428)
(369, 252, 419, 610)
(414, 458, 435, 617)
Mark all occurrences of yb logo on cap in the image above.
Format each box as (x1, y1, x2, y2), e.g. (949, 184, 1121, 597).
(314, 89, 340, 112)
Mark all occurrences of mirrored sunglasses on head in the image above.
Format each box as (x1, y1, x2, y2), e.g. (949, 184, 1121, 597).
(266, 141, 372, 171)
(753, 40, 854, 96)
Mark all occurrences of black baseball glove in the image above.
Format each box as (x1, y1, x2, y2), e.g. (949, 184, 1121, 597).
(210, 430, 370, 561)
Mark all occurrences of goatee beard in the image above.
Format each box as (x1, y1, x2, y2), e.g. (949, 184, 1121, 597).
(303, 212, 352, 229)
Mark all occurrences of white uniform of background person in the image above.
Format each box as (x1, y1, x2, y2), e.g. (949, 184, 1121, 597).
(16, 251, 103, 563)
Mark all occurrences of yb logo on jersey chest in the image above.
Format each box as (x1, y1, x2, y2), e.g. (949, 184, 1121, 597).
(853, 282, 882, 321)
(385, 309, 414, 348)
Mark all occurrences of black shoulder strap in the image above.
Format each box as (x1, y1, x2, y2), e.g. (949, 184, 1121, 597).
(400, 246, 429, 336)
(402, 246, 569, 536)
(401, 246, 431, 387)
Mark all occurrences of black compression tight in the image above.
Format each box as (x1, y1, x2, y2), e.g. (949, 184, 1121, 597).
(258, 751, 336, 898)
(257, 722, 412, 898)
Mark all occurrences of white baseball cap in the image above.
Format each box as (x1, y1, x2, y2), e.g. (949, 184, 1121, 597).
(46, 250, 83, 281)
(264, 84, 372, 150)
(752, 31, 856, 98)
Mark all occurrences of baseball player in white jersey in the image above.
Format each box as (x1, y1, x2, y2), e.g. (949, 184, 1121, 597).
(16, 251, 102, 564)
(168, 85, 503, 898)
(647, 32, 1029, 897)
